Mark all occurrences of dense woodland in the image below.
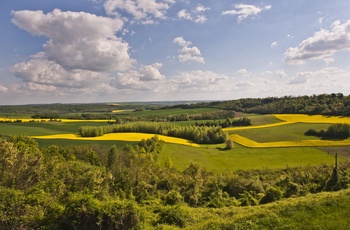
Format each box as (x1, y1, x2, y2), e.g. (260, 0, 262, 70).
(0, 135, 349, 228)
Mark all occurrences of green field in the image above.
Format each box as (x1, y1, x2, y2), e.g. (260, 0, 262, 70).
(229, 123, 331, 142)
(158, 143, 335, 172)
(0, 110, 348, 172)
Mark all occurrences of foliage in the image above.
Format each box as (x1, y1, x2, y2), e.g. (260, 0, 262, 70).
(305, 123, 350, 140)
(79, 122, 228, 144)
(0, 136, 350, 228)
(171, 93, 350, 116)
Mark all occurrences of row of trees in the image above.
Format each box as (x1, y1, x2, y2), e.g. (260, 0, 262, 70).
(170, 93, 350, 116)
(195, 117, 252, 128)
(305, 123, 350, 139)
(0, 136, 349, 228)
(79, 122, 228, 144)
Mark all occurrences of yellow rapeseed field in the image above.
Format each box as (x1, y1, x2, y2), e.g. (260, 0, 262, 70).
(274, 114, 350, 124)
(230, 134, 350, 148)
(33, 133, 200, 147)
(0, 117, 110, 123)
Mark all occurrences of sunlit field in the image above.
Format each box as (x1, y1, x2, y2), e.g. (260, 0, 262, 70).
(33, 132, 200, 147)
(230, 134, 350, 148)
(275, 114, 350, 124)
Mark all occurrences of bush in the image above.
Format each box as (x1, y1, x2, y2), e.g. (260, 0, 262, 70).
(325, 123, 350, 139)
(259, 187, 283, 204)
(157, 205, 189, 228)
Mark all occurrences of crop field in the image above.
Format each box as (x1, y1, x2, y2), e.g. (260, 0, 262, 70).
(1, 111, 349, 171)
(33, 133, 200, 147)
(158, 143, 334, 172)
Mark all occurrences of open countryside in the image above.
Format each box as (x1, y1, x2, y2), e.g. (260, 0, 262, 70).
(1, 95, 350, 228)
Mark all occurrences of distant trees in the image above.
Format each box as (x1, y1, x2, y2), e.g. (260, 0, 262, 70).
(195, 117, 251, 128)
(305, 123, 350, 139)
(79, 122, 228, 144)
(170, 93, 350, 116)
(31, 111, 59, 119)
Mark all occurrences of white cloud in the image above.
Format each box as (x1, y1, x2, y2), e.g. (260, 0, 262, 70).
(11, 59, 106, 88)
(173, 37, 204, 63)
(104, 0, 175, 24)
(237, 68, 250, 77)
(173, 37, 191, 47)
(171, 70, 230, 92)
(263, 69, 287, 78)
(284, 20, 350, 65)
(177, 4, 209, 24)
(271, 41, 278, 47)
(111, 62, 165, 91)
(12, 9, 132, 72)
(178, 9, 192, 20)
(222, 4, 271, 23)
(10, 9, 140, 95)
(139, 62, 165, 81)
(0, 84, 8, 93)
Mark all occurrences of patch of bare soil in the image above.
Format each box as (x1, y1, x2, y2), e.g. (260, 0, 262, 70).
(318, 146, 350, 159)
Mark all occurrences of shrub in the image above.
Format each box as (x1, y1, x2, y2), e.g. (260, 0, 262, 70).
(157, 205, 189, 228)
(259, 187, 283, 204)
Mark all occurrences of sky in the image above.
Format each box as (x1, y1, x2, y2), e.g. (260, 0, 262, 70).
(1, 0, 350, 105)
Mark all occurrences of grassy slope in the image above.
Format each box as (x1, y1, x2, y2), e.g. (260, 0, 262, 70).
(186, 188, 350, 229)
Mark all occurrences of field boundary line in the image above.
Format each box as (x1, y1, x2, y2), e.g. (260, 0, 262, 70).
(223, 121, 294, 131)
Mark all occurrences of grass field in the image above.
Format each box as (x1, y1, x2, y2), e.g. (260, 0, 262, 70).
(158, 143, 334, 172)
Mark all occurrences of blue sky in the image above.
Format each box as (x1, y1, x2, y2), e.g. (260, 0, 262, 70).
(1, 0, 350, 104)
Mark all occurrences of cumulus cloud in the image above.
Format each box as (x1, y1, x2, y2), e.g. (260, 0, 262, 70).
(139, 63, 165, 81)
(10, 9, 138, 94)
(173, 37, 204, 63)
(177, 4, 210, 24)
(112, 62, 165, 90)
(284, 20, 350, 65)
(222, 4, 271, 23)
(11, 59, 106, 88)
(104, 0, 175, 24)
(12, 9, 132, 72)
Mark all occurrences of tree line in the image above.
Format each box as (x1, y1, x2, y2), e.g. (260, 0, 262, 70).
(79, 122, 228, 144)
(169, 93, 350, 116)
